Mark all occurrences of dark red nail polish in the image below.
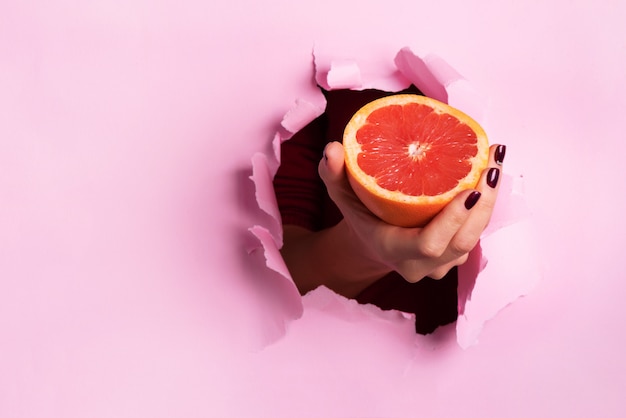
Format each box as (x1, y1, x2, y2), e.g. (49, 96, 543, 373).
(464, 191, 481, 210)
(487, 167, 500, 188)
(495, 145, 506, 165)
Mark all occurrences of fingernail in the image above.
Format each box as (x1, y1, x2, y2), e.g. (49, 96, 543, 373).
(487, 167, 500, 188)
(464, 191, 481, 210)
(495, 145, 506, 165)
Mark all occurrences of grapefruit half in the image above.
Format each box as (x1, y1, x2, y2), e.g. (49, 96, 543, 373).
(343, 94, 489, 227)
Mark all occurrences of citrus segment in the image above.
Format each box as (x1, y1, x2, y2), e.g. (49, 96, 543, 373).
(343, 94, 489, 227)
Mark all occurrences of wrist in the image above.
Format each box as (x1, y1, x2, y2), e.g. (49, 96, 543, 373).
(281, 222, 392, 298)
(324, 220, 393, 292)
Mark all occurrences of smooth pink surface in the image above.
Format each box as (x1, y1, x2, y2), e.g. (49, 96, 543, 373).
(2, 1, 626, 417)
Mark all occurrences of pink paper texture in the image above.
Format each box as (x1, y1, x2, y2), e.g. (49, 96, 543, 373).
(2, 1, 626, 417)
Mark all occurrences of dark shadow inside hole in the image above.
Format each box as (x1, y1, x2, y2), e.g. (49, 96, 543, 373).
(273, 85, 458, 335)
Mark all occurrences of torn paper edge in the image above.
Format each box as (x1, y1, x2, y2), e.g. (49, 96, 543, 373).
(249, 153, 283, 247)
(456, 219, 542, 349)
(248, 45, 540, 348)
(247, 225, 304, 345)
(304, 285, 415, 324)
(245, 86, 326, 338)
(314, 45, 412, 92)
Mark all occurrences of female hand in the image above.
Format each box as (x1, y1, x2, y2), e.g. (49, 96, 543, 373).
(317, 141, 505, 284)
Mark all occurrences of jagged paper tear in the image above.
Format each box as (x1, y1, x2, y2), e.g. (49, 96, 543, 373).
(248, 46, 541, 348)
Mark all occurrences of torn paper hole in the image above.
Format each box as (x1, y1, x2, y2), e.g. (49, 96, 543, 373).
(248, 45, 541, 348)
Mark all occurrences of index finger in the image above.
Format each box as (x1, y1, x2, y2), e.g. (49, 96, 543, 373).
(407, 188, 481, 259)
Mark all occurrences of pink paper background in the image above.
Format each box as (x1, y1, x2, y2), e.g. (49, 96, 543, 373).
(2, 1, 626, 417)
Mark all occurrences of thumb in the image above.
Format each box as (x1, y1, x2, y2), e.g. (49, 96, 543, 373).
(318, 141, 362, 212)
(318, 141, 345, 188)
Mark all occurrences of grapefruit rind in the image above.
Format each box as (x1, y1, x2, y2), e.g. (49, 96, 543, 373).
(343, 94, 489, 228)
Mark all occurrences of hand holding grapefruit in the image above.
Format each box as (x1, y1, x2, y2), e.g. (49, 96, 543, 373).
(342, 94, 490, 227)
(319, 140, 504, 284)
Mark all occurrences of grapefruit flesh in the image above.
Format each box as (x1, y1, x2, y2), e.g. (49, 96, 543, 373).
(343, 94, 489, 227)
